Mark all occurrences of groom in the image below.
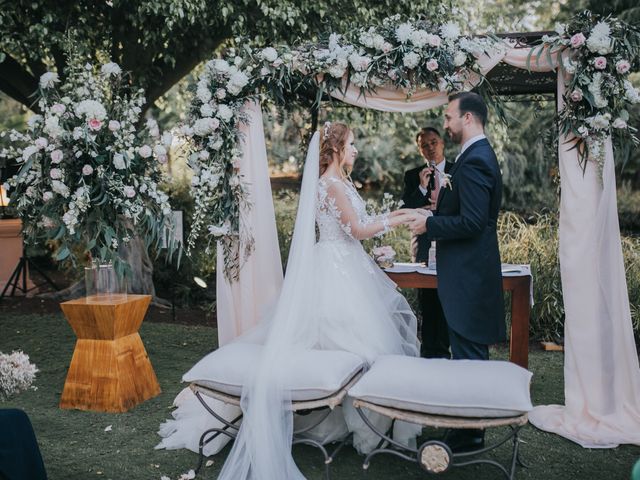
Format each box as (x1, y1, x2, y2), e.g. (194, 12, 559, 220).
(404, 92, 505, 451)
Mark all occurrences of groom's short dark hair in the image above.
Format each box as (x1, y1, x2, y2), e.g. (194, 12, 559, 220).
(415, 127, 441, 143)
(448, 92, 488, 127)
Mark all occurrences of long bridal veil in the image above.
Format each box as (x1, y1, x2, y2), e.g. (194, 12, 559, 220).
(217, 132, 322, 479)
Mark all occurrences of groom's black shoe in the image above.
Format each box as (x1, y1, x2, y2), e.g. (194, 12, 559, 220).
(443, 428, 485, 453)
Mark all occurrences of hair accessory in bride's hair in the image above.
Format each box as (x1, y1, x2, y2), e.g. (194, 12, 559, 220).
(323, 122, 331, 140)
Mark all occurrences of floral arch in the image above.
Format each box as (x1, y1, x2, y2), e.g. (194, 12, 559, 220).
(182, 12, 640, 448)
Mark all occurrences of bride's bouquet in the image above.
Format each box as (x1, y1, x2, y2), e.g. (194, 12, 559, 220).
(0, 350, 38, 400)
(372, 245, 396, 268)
(0, 57, 176, 275)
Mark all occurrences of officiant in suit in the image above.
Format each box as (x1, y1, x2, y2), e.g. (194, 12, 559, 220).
(404, 92, 505, 452)
(401, 127, 452, 359)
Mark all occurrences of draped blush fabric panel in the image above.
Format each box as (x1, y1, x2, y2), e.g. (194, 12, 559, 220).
(216, 43, 640, 447)
(527, 71, 640, 447)
(216, 101, 283, 346)
(330, 83, 448, 112)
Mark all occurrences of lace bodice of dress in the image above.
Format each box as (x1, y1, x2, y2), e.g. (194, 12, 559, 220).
(316, 176, 388, 242)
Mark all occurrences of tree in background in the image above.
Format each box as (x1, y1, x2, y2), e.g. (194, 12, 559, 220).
(0, 0, 432, 115)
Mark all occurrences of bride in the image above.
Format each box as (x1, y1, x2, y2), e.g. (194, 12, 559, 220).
(158, 122, 420, 478)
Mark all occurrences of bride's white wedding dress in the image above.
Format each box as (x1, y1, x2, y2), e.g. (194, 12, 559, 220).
(157, 133, 419, 478)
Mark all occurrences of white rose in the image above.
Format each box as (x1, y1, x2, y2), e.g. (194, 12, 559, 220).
(50, 103, 66, 115)
(52, 180, 70, 197)
(44, 116, 63, 138)
(410, 30, 430, 49)
(260, 66, 270, 77)
(82, 164, 93, 175)
(75, 99, 107, 121)
(39, 72, 59, 89)
(50, 150, 64, 164)
(453, 51, 467, 67)
(35, 137, 48, 149)
(403, 52, 421, 70)
(113, 153, 126, 170)
(215, 88, 227, 99)
(50, 168, 63, 179)
(212, 59, 230, 74)
(138, 145, 152, 158)
(108, 120, 121, 131)
(154, 145, 167, 157)
(43, 191, 54, 201)
(217, 104, 233, 122)
(100, 62, 122, 76)
(73, 127, 84, 140)
(200, 104, 214, 117)
(612, 118, 627, 129)
(197, 86, 212, 103)
(261, 47, 278, 62)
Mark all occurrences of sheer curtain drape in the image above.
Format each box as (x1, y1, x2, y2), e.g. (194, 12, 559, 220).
(216, 44, 640, 450)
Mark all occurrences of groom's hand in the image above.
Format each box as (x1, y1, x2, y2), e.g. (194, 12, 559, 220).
(404, 210, 431, 235)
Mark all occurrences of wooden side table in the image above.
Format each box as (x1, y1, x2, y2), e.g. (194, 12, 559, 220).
(59, 294, 161, 412)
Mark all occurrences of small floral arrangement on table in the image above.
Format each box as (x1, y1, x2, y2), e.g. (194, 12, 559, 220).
(0, 57, 177, 276)
(372, 245, 396, 269)
(531, 11, 640, 179)
(0, 350, 38, 400)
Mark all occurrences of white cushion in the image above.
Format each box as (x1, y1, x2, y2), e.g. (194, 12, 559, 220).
(348, 355, 532, 418)
(183, 343, 365, 402)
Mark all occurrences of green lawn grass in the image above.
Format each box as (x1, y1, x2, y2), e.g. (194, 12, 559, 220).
(1, 312, 639, 479)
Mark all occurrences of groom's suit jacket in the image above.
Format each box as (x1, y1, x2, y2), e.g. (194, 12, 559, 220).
(425, 138, 506, 345)
(402, 161, 453, 262)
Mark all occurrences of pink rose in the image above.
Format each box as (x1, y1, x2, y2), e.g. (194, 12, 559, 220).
(426, 59, 439, 71)
(82, 164, 93, 175)
(593, 57, 607, 70)
(51, 103, 66, 115)
(123, 186, 136, 198)
(616, 60, 631, 74)
(570, 33, 586, 48)
(50, 149, 64, 163)
(88, 118, 103, 131)
(35, 137, 48, 149)
(570, 89, 583, 102)
(381, 42, 393, 54)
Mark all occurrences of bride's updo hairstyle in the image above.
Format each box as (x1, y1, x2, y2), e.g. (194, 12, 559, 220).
(319, 122, 351, 177)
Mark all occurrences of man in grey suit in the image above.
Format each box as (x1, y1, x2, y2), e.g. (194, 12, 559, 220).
(404, 91, 506, 451)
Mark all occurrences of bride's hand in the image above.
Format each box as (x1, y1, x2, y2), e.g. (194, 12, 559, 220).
(388, 208, 412, 218)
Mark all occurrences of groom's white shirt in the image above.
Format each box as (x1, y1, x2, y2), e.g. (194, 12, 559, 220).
(455, 134, 486, 162)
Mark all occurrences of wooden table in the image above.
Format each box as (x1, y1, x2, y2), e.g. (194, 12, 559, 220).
(386, 270, 531, 369)
(59, 294, 161, 412)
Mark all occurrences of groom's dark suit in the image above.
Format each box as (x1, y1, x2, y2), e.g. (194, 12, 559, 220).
(402, 161, 453, 359)
(425, 138, 505, 358)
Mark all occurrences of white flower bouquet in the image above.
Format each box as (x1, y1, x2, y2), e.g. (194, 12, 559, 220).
(0, 58, 177, 275)
(533, 11, 640, 177)
(0, 351, 38, 400)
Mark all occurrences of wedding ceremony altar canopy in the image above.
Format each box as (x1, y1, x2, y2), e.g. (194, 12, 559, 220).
(187, 16, 640, 450)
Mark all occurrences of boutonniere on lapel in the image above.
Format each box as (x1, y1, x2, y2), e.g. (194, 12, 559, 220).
(442, 173, 452, 190)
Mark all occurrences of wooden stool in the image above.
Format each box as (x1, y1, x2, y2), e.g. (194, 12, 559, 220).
(59, 294, 161, 412)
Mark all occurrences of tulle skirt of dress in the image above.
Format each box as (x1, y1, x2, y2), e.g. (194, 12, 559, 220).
(156, 239, 420, 456)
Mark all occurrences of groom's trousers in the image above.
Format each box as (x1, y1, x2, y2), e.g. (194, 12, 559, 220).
(418, 288, 450, 359)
